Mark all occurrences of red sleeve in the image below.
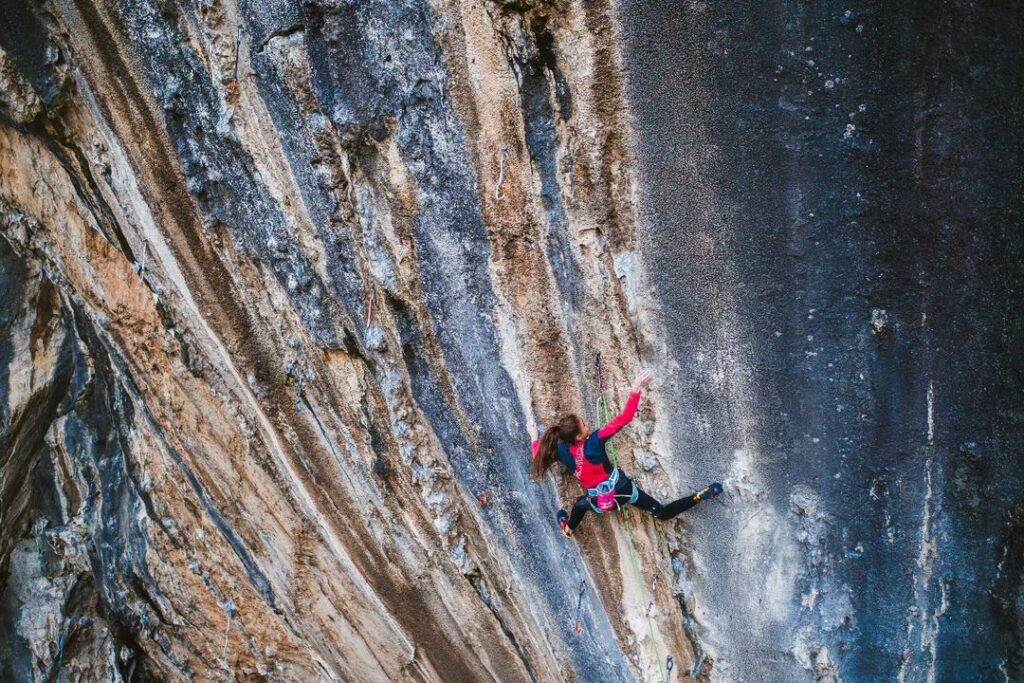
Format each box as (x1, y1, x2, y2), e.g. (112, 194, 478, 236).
(597, 391, 641, 440)
(531, 439, 539, 458)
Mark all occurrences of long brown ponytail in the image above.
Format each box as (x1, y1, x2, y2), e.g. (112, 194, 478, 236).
(531, 414, 582, 479)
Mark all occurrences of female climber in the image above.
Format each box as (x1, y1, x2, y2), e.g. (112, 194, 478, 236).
(527, 369, 722, 537)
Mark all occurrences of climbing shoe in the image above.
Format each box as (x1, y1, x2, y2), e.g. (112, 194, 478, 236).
(693, 482, 724, 501)
(557, 509, 573, 538)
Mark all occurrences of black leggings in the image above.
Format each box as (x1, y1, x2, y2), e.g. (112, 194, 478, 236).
(567, 481, 702, 530)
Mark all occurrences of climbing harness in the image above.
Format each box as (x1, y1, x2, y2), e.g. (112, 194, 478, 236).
(596, 381, 667, 683)
(586, 468, 639, 513)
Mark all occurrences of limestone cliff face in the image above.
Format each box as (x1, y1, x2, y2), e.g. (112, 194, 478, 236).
(0, 1, 677, 681)
(1, 0, 1022, 682)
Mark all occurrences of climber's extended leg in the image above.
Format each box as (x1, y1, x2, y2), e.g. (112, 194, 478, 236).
(562, 495, 592, 536)
(629, 482, 722, 520)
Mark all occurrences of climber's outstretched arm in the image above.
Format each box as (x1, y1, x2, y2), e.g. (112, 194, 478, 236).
(597, 392, 639, 440)
(597, 369, 652, 441)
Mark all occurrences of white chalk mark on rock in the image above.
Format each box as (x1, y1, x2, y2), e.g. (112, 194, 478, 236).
(495, 145, 509, 201)
(927, 380, 935, 446)
(898, 459, 945, 683)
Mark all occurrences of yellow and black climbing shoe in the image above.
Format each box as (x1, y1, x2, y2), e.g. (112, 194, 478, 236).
(694, 482, 724, 502)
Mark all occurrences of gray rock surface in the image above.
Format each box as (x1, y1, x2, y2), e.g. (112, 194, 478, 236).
(618, 1, 1024, 680)
(0, 0, 1021, 681)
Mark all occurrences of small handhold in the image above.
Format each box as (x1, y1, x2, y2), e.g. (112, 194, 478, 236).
(871, 308, 888, 334)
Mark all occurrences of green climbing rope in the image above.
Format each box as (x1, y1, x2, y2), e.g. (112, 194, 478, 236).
(596, 395, 667, 683)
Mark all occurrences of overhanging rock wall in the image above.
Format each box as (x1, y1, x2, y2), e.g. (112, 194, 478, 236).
(1, 0, 1022, 681)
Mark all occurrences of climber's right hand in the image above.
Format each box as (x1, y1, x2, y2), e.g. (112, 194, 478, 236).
(631, 369, 653, 392)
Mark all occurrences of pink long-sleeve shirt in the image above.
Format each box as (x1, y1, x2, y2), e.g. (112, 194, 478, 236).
(530, 391, 641, 486)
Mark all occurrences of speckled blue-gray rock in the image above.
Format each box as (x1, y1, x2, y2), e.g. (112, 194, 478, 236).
(0, 0, 1020, 681)
(617, 1, 1024, 681)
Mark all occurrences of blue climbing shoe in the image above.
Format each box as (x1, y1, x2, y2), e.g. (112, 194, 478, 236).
(694, 482, 723, 501)
(557, 509, 573, 538)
